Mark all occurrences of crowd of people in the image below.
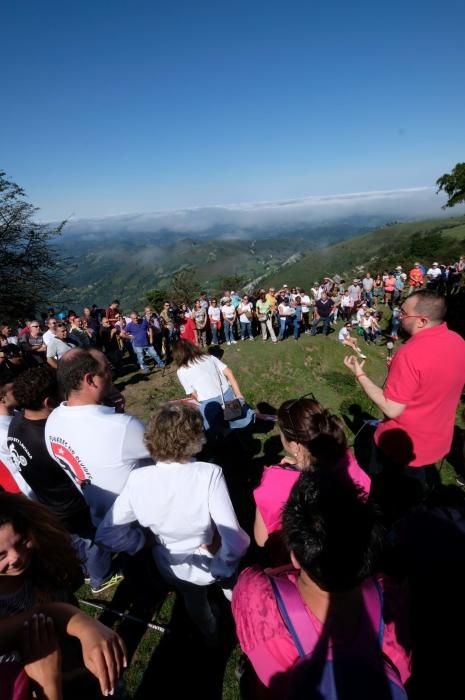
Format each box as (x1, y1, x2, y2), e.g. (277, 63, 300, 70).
(1, 253, 465, 698)
(2, 256, 464, 384)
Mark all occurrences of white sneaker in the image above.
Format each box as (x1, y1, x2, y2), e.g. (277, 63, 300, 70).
(231, 340, 237, 344)
(359, 353, 367, 359)
(227, 341, 231, 346)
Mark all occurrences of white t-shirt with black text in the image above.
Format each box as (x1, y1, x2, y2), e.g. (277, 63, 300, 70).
(45, 404, 149, 523)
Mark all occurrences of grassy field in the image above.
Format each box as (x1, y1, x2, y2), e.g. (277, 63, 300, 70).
(78, 313, 464, 698)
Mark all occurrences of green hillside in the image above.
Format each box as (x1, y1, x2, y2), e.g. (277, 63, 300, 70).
(262, 216, 465, 287)
(61, 236, 307, 310)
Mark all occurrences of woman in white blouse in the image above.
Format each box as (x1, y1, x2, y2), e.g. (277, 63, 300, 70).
(172, 339, 255, 436)
(96, 402, 249, 645)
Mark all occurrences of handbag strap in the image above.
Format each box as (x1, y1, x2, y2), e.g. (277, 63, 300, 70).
(212, 358, 226, 408)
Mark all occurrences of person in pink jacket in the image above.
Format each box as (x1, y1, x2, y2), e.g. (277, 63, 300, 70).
(253, 395, 370, 562)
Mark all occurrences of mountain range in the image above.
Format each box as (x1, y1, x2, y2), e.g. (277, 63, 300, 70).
(53, 187, 464, 310)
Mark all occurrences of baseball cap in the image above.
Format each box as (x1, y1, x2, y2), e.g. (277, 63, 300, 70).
(432, 262, 438, 266)
(395, 265, 402, 270)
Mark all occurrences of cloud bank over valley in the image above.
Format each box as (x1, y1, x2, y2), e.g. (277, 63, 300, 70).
(61, 187, 453, 241)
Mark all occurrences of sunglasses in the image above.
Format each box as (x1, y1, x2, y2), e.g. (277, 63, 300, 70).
(281, 392, 317, 437)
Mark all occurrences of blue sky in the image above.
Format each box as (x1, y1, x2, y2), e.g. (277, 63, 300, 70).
(2, 0, 464, 221)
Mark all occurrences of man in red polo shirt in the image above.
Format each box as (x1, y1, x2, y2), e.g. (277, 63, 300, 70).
(344, 291, 465, 509)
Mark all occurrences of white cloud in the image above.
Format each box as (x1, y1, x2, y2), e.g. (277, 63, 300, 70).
(60, 186, 459, 238)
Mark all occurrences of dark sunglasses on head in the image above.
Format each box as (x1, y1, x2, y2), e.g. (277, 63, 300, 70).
(280, 392, 317, 437)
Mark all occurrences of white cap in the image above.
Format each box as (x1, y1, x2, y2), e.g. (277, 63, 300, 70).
(432, 262, 438, 266)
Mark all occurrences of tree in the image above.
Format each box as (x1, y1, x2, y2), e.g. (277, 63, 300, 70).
(219, 273, 246, 293)
(167, 267, 198, 305)
(0, 170, 66, 319)
(436, 162, 465, 209)
(145, 287, 166, 312)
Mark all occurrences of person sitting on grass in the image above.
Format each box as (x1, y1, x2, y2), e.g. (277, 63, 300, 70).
(233, 471, 411, 699)
(338, 323, 366, 358)
(359, 309, 376, 344)
(253, 396, 370, 563)
(96, 402, 250, 647)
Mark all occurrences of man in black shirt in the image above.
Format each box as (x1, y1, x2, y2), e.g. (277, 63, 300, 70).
(310, 291, 335, 337)
(8, 366, 119, 593)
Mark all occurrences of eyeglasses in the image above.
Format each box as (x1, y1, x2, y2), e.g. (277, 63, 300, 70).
(399, 308, 429, 320)
(30, 325, 40, 328)
(280, 392, 317, 438)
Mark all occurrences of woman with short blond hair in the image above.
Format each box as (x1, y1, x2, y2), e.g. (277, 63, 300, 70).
(96, 402, 249, 645)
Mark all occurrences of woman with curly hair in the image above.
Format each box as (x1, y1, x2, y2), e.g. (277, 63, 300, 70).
(96, 402, 249, 645)
(253, 396, 371, 561)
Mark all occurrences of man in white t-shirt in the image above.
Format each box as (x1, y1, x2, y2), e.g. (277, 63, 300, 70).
(46, 322, 79, 369)
(426, 262, 442, 290)
(362, 273, 374, 306)
(42, 317, 58, 346)
(45, 348, 149, 524)
(348, 279, 362, 304)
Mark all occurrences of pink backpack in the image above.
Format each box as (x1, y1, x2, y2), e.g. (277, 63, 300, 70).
(270, 575, 407, 699)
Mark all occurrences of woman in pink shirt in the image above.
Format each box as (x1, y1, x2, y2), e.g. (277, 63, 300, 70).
(233, 472, 411, 699)
(253, 396, 370, 560)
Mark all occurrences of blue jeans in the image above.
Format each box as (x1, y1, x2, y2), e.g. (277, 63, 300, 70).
(293, 316, 301, 339)
(310, 316, 331, 336)
(362, 291, 373, 306)
(240, 321, 253, 339)
(211, 324, 219, 344)
(71, 533, 113, 589)
(278, 317, 288, 340)
(199, 387, 255, 438)
(391, 316, 400, 336)
(224, 320, 234, 342)
(134, 345, 164, 370)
